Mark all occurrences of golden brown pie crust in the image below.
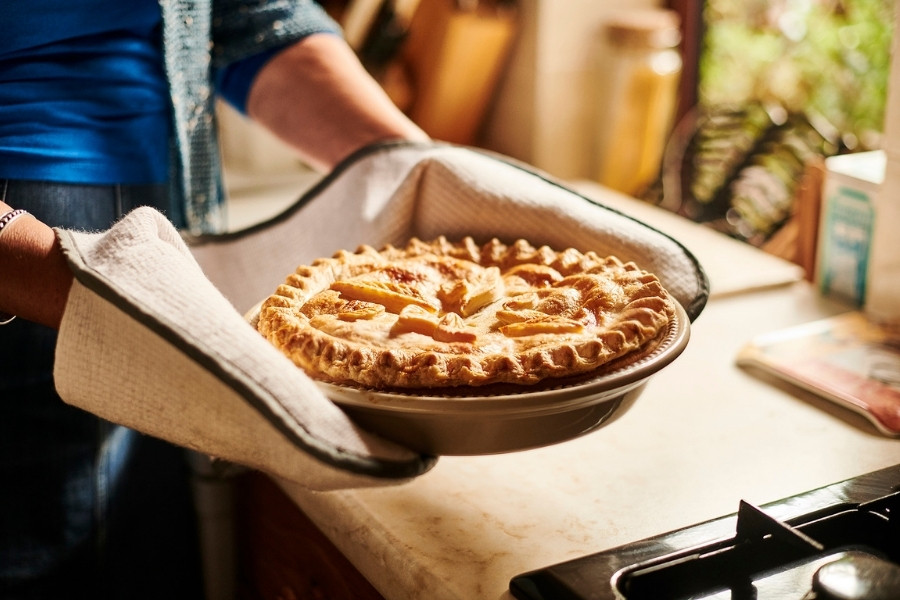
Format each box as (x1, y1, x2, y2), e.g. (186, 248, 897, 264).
(257, 237, 676, 389)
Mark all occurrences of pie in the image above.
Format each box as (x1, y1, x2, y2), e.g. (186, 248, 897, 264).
(256, 237, 676, 389)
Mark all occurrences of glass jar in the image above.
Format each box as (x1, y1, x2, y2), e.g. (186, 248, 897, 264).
(594, 9, 682, 197)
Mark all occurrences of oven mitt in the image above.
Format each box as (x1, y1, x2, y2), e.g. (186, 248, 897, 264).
(52, 207, 437, 491)
(188, 141, 708, 321)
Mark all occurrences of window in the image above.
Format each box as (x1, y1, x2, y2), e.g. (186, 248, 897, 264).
(659, 0, 894, 256)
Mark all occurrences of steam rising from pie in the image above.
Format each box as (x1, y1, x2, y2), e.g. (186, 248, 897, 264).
(257, 237, 676, 389)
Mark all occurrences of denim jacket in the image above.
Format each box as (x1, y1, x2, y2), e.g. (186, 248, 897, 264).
(159, 0, 339, 233)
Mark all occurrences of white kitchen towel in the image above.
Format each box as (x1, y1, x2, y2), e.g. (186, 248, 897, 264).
(53, 142, 707, 490)
(53, 207, 436, 491)
(189, 142, 708, 320)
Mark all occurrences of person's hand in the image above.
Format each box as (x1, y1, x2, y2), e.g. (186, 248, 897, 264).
(0, 201, 73, 329)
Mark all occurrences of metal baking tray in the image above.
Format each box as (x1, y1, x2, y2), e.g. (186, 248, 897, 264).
(247, 300, 690, 456)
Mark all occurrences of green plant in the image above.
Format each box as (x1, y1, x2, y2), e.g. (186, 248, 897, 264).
(699, 0, 894, 150)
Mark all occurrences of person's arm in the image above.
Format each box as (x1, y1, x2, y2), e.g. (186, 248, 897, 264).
(0, 34, 420, 329)
(0, 201, 73, 329)
(245, 33, 429, 172)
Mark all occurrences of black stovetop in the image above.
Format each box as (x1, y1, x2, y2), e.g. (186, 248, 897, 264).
(510, 464, 900, 599)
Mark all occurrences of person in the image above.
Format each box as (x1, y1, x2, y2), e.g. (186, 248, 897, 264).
(0, 0, 428, 597)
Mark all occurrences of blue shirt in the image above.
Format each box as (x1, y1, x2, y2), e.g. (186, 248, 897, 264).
(0, 0, 275, 185)
(0, 0, 171, 184)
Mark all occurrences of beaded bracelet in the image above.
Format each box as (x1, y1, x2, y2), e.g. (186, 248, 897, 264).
(0, 208, 27, 235)
(0, 209, 30, 325)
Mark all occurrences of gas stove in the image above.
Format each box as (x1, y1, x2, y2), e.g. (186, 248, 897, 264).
(510, 464, 900, 599)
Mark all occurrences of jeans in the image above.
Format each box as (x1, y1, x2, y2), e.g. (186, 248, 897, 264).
(0, 181, 203, 599)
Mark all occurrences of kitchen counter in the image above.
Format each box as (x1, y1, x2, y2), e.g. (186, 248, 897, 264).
(229, 178, 900, 600)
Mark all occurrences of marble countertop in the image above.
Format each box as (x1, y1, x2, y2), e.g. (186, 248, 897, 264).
(276, 283, 899, 600)
(228, 175, 900, 600)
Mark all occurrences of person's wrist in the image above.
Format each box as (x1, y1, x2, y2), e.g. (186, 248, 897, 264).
(0, 208, 71, 329)
(0, 208, 32, 324)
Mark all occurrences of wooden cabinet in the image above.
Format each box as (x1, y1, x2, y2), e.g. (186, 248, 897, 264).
(235, 472, 384, 600)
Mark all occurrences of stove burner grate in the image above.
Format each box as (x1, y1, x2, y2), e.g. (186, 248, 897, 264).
(614, 492, 900, 599)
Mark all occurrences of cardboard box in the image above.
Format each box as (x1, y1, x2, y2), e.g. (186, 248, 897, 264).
(815, 150, 884, 307)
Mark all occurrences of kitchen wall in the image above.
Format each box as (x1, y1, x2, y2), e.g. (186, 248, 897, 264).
(863, 0, 900, 324)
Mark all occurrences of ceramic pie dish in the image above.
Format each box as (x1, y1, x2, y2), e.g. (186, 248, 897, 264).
(246, 298, 690, 456)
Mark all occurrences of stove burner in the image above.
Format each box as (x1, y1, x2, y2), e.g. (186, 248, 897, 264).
(510, 465, 900, 600)
(811, 551, 900, 600)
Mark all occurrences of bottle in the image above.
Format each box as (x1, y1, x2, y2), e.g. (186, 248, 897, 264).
(594, 9, 682, 197)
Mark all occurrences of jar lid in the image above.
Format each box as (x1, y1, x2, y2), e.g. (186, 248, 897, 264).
(604, 9, 681, 49)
